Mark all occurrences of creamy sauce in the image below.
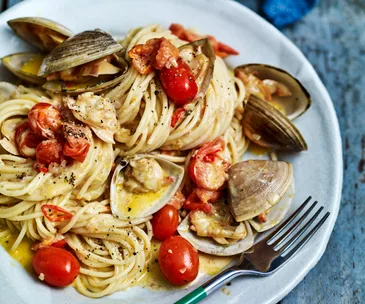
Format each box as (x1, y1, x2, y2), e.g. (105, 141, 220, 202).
(0, 233, 33, 272)
(21, 55, 44, 75)
(247, 142, 271, 155)
(116, 185, 168, 218)
(137, 240, 235, 291)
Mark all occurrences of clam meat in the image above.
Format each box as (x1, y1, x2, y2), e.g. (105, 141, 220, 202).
(235, 64, 311, 120)
(110, 155, 184, 220)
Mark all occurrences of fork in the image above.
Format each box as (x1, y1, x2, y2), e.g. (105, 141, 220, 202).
(175, 196, 330, 304)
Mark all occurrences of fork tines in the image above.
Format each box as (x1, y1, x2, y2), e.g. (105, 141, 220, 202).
(267, 196, 330, 259)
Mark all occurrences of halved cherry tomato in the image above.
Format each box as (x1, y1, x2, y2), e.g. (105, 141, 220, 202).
(160, 59, 198, 106)
(188, 137, 229, 190)
(28, 103, 63, 139)
(151, 205, 179, 241)
(158, 236, 199, 285)
(62, 122, 90, 163)
(35, 139, 64, 166)
(41, 204, 73, 222)
(32, 246, 80, 287)
(14, 122, 43, 159)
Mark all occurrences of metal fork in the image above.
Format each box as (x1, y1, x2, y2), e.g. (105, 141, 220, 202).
(175, 196, 330, 304)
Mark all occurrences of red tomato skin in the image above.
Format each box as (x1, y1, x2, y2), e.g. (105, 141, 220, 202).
(32, 247, 80, 287)
(151, 205, 179, 241)
(160, 59, 198, 106)
(63, 141, 90, 163)
(28, 103, 63, 139)
(158, 236, 199, 285)
(15, 122, 43, 158)
(35, 140, 64, 166)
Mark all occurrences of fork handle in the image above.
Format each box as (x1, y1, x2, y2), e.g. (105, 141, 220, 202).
(175, 268, 243, 304)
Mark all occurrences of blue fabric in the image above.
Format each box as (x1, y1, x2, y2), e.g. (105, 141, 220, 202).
(261, 0, 318, 28)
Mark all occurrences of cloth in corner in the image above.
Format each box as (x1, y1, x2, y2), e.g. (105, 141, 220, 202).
(261, 0, 318, 28)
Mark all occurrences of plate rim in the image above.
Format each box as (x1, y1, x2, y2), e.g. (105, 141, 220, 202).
(0, 0, 343, 303)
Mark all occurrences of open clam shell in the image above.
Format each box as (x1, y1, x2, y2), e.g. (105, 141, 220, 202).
(8, 17, 72, 51)
(178, 215, 254, 256)
(2, 53, 45, 85)
(235, 64, 311, 120)
(249, 179, 295, 232)
(110, 155, 184, 220)
(242, 95, 308, 151)
(179, 38, 215, 101)
(228, 160, 293, 222)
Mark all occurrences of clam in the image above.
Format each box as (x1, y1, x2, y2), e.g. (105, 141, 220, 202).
(2, 53, 45, 84)
(110, 155, 184, 220)
(39, 29, 129, 94)
(0, 82, 16, 103)
(0, 118, 25, 155)
(8, 17, 72, 51)
(235, 64, 311, 120)
(228, 160, 293, 222)
(242, 95, 308, 151)
(178, 208, 254, 256)
(249, 179, 295, 232)
(179, 38, 215, 101)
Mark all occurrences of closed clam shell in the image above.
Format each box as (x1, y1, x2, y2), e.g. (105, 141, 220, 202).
(228, 160, 293, 222)
(242, 95, 308, 151)
(8, 17, 72, 51)
(38, 29, 123, 76)
(235, 64, 311, 120)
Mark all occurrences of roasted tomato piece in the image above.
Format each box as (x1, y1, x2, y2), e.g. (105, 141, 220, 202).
(35, 139, 64, 167)
(188, 137, 229, 190)
(63, 122, 90, 163)
(28, 103, 63, 139)
(128, 37, 179, 74)
(15, 122, 43, 159)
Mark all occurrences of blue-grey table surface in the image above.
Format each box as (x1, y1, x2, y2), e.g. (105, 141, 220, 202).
(0, 0, 363, 303)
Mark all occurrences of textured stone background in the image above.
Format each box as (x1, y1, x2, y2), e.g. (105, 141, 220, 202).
(1, 0, 364, 303)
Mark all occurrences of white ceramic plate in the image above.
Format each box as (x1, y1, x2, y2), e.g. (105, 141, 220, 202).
(0, 0, 343, 303)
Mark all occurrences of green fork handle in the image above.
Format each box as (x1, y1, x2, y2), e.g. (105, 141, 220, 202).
(174, 268, 245, 304)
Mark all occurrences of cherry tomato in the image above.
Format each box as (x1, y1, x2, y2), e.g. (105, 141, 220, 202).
(159, 236, 199, 285)
(41, 204, 73, 222)
(188, 138, 229, 191)
(32, 246, 80, 287)
(160, 59, 198, 106)
(63, 122, 90, 163)
(35, 140, 64, 166)
(15, 122, 43, 159)
(28, 103, 63, 139)
(151, 205, 179, 241)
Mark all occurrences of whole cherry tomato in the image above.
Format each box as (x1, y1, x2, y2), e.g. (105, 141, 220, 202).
(160, 59, 198, 106)
(151, 205, 179, 241)
(28, 103, 62, 139)
(158, 236, 199, 285)
(32, 246, 80, 287)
